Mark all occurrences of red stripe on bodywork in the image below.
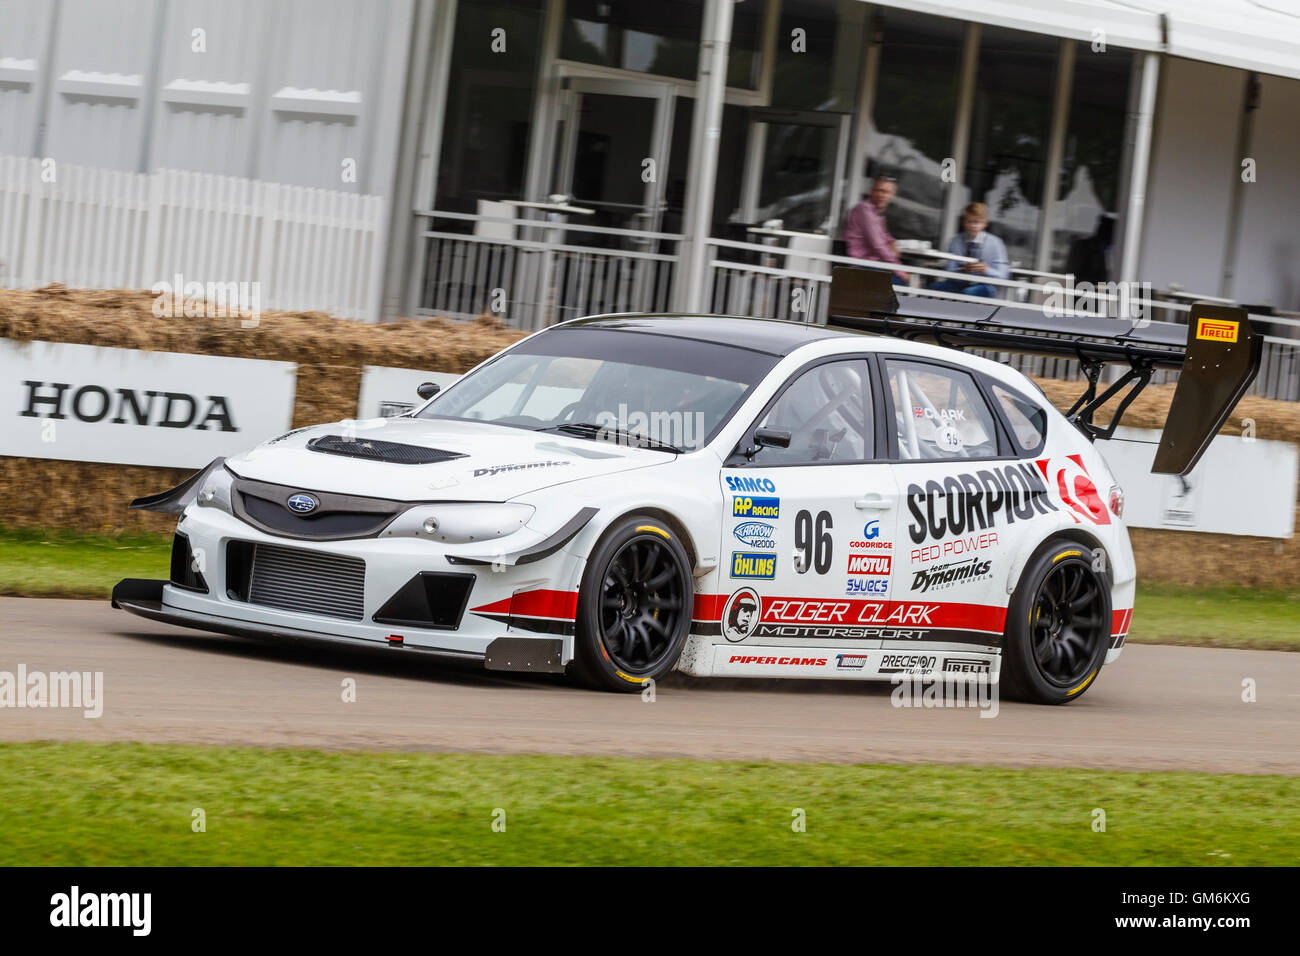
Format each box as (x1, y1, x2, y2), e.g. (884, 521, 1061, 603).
(693, 594, 1006, 633)
(471, 589, 579, 621)
(1111, 607, 1133, 637)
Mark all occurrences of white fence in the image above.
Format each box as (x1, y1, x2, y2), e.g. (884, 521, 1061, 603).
(0, 155, 386, 321)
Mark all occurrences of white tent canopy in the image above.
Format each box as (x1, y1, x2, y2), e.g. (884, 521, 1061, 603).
(869, 0, 1300, 80)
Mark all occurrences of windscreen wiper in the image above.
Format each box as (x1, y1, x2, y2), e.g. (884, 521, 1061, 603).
(542, 422, 683, 453)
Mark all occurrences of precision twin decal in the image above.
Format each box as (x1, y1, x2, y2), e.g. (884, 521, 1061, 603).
(906, 462, 1057, 544)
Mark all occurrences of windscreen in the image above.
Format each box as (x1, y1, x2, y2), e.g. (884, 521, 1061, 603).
(418, 328, 779, 452)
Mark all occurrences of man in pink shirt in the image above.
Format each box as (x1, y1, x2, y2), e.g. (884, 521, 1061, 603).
(842, 176, 909, 284)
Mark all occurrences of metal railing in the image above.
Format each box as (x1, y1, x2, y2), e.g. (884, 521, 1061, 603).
(409, 211, 1300, 401)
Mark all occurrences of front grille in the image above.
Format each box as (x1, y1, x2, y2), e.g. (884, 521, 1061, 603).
(240, 543, 366, 621)
(306, 434, 465, 465)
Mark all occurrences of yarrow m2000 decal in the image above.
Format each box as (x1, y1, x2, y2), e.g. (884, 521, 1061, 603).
(733, 521, 776, 549)
(906, 463, 1057, 544)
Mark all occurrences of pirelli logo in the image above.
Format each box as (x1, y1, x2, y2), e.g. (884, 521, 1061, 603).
(1196, 317, 1239, 343)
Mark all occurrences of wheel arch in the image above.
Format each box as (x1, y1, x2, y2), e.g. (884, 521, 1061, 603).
(1004, 524, 1111, 598)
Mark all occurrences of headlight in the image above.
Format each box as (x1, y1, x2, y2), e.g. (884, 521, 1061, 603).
(385, 503, 535, 543)
(195, 466, 235, 515)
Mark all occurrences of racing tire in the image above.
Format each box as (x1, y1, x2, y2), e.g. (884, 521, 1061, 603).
(570, 515, 693, 693)
(1000, 538, 1112, 704)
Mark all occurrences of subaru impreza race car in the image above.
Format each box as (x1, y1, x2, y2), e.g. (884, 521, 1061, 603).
(114, 268, 1260, 703)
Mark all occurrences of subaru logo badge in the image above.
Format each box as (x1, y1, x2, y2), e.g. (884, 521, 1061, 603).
(286, 493, 318, 514)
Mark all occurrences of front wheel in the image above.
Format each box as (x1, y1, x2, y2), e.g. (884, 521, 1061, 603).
(1001, 538, 1111, 704)
(570, 516, 693, 692)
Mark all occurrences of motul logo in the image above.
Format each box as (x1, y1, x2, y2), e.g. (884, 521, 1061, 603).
(19, 381, 237, 431)
(847, 554, 891, 576)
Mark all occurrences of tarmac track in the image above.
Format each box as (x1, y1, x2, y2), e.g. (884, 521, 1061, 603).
(2, 597, 1297, 774)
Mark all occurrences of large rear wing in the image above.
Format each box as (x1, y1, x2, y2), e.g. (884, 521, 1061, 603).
(825, 267, 1261, 476)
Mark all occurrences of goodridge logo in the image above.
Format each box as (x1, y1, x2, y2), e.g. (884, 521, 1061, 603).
(1196, 317, 1238, 342)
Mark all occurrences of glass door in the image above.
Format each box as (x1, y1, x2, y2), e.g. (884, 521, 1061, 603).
(553, 76, 676, 248)
(740, 108, 851, 234)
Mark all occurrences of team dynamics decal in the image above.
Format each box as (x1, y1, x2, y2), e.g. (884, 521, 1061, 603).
(473, 460, 571, 478)
(906, 463, 1057, 544)
(794, 509, 833, 574)
(1035, 455, 1111, 526)
(910, 557, 993, 593)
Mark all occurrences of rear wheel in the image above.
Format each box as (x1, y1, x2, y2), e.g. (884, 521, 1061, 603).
(1001, 538, 1111, 704)
(570, 516, 693, 692)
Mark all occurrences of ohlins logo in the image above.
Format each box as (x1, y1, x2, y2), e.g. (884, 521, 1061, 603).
(907, 463, 1056, 544)
(911, 557, 992, 593)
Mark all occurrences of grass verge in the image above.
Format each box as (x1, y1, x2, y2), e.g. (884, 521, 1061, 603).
(0, 529, 1297, 651)
(1, 743, 1296, 866)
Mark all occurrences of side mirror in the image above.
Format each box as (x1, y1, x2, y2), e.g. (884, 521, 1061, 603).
(416, 382, 441, 400)
(753, 427, 791, 449)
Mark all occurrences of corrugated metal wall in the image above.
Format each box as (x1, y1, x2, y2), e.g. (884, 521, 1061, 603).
(0, 0, 413, 198)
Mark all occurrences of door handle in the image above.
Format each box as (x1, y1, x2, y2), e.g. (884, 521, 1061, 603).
(854, 495, 893, 511)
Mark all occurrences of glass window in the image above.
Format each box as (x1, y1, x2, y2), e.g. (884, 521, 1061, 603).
(991, 383, 1047, 455)
(886, 359, 999, 460)
(752, 360, 871, 464)
(866, 10, 966, 244)
(770, 0, 868, 111)
(960, 26, 1060, 268)
(560, 0, 704, 81)
(1051, 47, 1133, 278)
(421, 329, 778, 451)
(435, 0, 543, 213)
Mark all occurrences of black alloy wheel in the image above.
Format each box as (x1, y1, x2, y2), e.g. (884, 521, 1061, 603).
(571, 516, 693, 692)
(1001, 539, 1112, 704)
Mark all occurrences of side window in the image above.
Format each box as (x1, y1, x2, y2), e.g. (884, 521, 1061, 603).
(751, 360, 872, 464)
(991, 383, 1048, 456)
(885, 359, 999, 460)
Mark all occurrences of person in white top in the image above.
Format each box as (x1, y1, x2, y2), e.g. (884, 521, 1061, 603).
(930, 202, 1010, 298)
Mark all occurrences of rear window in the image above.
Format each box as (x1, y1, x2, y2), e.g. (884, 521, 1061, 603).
(991, 382, 1048, 455)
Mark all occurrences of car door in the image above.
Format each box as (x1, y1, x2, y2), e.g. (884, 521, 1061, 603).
(880, 355, 1049, 660)
(716, 357, 897, 664)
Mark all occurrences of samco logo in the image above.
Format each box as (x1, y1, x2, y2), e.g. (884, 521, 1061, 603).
(733, 495, 779, 518)
(1196, 318, 1238, 342)
(725, 475, 777, 493)
(847, 554, 892, 576)
(731, 552, 776, 579)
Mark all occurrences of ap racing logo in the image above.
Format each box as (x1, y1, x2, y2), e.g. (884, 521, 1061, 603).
(722, 587, 761, 642)
(733, 495, 779, 518)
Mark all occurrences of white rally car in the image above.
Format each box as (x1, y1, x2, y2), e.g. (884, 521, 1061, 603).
(114, 269, 1260, 703)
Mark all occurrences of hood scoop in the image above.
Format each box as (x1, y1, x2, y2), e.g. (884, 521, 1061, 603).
(306, 434, 467, 465)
